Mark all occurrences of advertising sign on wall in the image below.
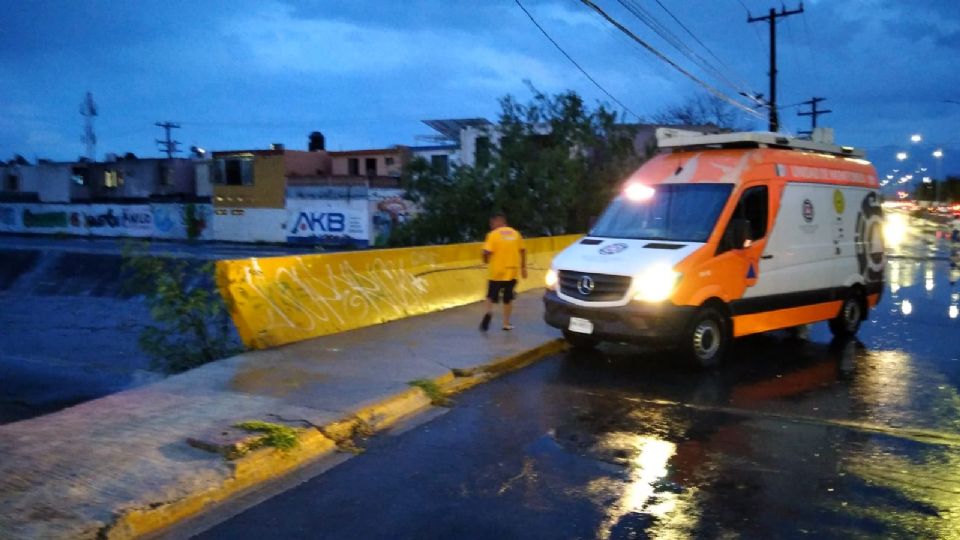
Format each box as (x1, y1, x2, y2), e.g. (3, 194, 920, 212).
(286, 199, 369, 247)
(0, 203, 213, 240)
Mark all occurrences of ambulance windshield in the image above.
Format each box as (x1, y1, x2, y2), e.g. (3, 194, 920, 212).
(590, 183, 733, 242)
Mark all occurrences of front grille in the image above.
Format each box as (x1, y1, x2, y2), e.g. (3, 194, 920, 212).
(559, 270, 632, 302)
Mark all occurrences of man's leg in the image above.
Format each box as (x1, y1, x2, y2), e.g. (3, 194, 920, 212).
(480, 281, 496, 331)
(501, 280, 516, 330)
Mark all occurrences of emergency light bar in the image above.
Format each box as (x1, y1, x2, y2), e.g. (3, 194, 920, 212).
(655, 128, 865, 159)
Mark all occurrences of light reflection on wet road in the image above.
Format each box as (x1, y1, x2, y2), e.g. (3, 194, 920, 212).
(199, 215, 960, 539)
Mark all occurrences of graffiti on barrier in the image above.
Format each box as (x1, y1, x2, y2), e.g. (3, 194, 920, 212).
(22, 209, 68, 228)
(218, 235, 579, 349)
(235, 256, 434, 340)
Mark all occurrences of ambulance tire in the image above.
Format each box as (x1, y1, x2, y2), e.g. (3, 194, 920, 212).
(829, 290, 865, 338)
(563, 330, 598, 351)
(682, 307, 729, 368)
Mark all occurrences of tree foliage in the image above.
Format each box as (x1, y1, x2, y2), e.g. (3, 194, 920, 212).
(652, 93, 756, 132)
(392, 90, 640, 245)
(123, 243, 241, 374)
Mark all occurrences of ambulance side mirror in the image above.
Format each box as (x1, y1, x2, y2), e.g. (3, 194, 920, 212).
(725, 219, 751, 251)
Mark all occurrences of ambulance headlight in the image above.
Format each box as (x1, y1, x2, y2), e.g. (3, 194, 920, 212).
(545, 269, 558, 290)
(633, 265, 680, 302)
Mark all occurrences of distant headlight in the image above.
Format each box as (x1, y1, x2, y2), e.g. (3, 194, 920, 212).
(633, 265, 680, 302)
(545, 269, 558, 290)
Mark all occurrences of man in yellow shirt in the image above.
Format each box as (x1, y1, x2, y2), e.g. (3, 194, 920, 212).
(481, 213, 527, 331)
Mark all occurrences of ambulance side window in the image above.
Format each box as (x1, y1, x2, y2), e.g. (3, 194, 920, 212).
(718, 186, 768, 253)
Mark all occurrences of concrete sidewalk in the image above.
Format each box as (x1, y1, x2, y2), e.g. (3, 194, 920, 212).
(0, 292, 562, 539)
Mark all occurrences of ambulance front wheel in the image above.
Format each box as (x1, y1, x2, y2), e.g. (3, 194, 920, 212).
(829, 290, 866, 338)
(682, 307, 729, 368)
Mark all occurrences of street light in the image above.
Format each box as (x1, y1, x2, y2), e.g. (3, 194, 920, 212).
(911, 134, 923, 143)
(932, 149, 944, 203)
(897, 152, 908, 161)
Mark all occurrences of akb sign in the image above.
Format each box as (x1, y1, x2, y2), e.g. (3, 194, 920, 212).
(293, 212, 346, 233)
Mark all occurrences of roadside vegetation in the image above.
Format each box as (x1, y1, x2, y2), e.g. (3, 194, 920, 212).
(122, 242, 242, 374)
(390, 89, 750, 246)
(234, 420, 301, 452)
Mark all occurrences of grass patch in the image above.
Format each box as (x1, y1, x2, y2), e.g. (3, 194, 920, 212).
(234, 420, 301, 452)
(409, 379, 451, 407)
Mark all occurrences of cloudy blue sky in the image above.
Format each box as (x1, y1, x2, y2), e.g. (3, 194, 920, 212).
(2, 0, 959, 183)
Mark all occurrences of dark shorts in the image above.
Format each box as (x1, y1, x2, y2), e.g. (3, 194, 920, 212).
(487, 280, 517, 304)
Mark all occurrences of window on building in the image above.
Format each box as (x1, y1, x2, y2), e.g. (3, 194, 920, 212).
(159, 164, 174, 186)
(475, 136, 491, 168)
(4, 174, 18, 191)
(385, 157, 395, 166)
(431, 154, 449, 176)
(104, 170, 124, 188)
(365, 158, 377, 177)
(71, 166, 88, 186)
(348, 158, 360, 176)
(214, 158, 254, 186)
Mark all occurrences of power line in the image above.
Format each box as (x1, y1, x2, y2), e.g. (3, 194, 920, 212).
(651, 0, 755, 96)
(578, 0, 765, 120)
(747, 3, 805, 131)
(155, 121, 182, 158)
(80, 92, 97, 161)
(618, 0, 759, 104)
(514, 0, 640, 120)
(797, 96, 831, 137)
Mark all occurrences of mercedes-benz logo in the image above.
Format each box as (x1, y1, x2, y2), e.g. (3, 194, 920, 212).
(577, 275, 595, 295)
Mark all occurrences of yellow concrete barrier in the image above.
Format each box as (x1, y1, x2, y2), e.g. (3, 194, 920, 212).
(216, 235, 580, 349)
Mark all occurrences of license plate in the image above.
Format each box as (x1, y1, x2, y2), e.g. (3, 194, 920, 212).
(568, 317, 594, 334)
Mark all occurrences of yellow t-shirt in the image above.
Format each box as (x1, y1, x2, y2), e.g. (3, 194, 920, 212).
(483, 226, 524, 281)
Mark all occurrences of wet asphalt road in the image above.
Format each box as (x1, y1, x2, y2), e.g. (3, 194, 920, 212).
(198, 218, 960, 539)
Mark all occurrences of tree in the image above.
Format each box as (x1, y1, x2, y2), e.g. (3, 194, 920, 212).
(392, 90, 640, 245)
(652, 93, 757, 132)
(123, 243, 241, 373)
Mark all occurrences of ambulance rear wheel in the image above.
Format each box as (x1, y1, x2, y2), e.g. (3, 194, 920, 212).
(563, 330, 598, 351)
(682, 307, 729, 368)
(829, 292, 865, 338)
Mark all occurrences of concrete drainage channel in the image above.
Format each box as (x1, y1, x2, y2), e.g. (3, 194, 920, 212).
(107, 339, 567, 540)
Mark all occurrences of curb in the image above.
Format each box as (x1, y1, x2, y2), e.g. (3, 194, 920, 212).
(103, 337, 567, 539)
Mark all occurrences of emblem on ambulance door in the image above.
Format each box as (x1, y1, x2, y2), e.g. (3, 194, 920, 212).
(802, 199, 815, 223)
(599, 243, 628, 255)
(833, 189, 845, 214)
(855, 192, 884, 282)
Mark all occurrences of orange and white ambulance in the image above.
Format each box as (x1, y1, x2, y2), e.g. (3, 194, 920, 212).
(543, 129, 885, 366)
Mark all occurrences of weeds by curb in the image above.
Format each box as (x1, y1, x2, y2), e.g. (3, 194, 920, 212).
(408, 379, 452, 407)
(234, 421, 301, 452)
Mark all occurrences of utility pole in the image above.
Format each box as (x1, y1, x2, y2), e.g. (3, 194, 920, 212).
(797, 97, 831, 137)
(80, 92, 98, 161)
(155, 121, 182, 158)
(748, 3, 804, 132)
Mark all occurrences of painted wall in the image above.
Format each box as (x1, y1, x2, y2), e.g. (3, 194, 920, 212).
(368, 188, 416, 247)
(330, 150, 405, 177)
(0, 203, 213, 239)
(68, 159, 197, 201)
(212, 154, 286, 209)
(216, 234, 579, 349)
(211, 207, 287, 243)
(283, 150, 331, 177)
(286, 198, 369, 247)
